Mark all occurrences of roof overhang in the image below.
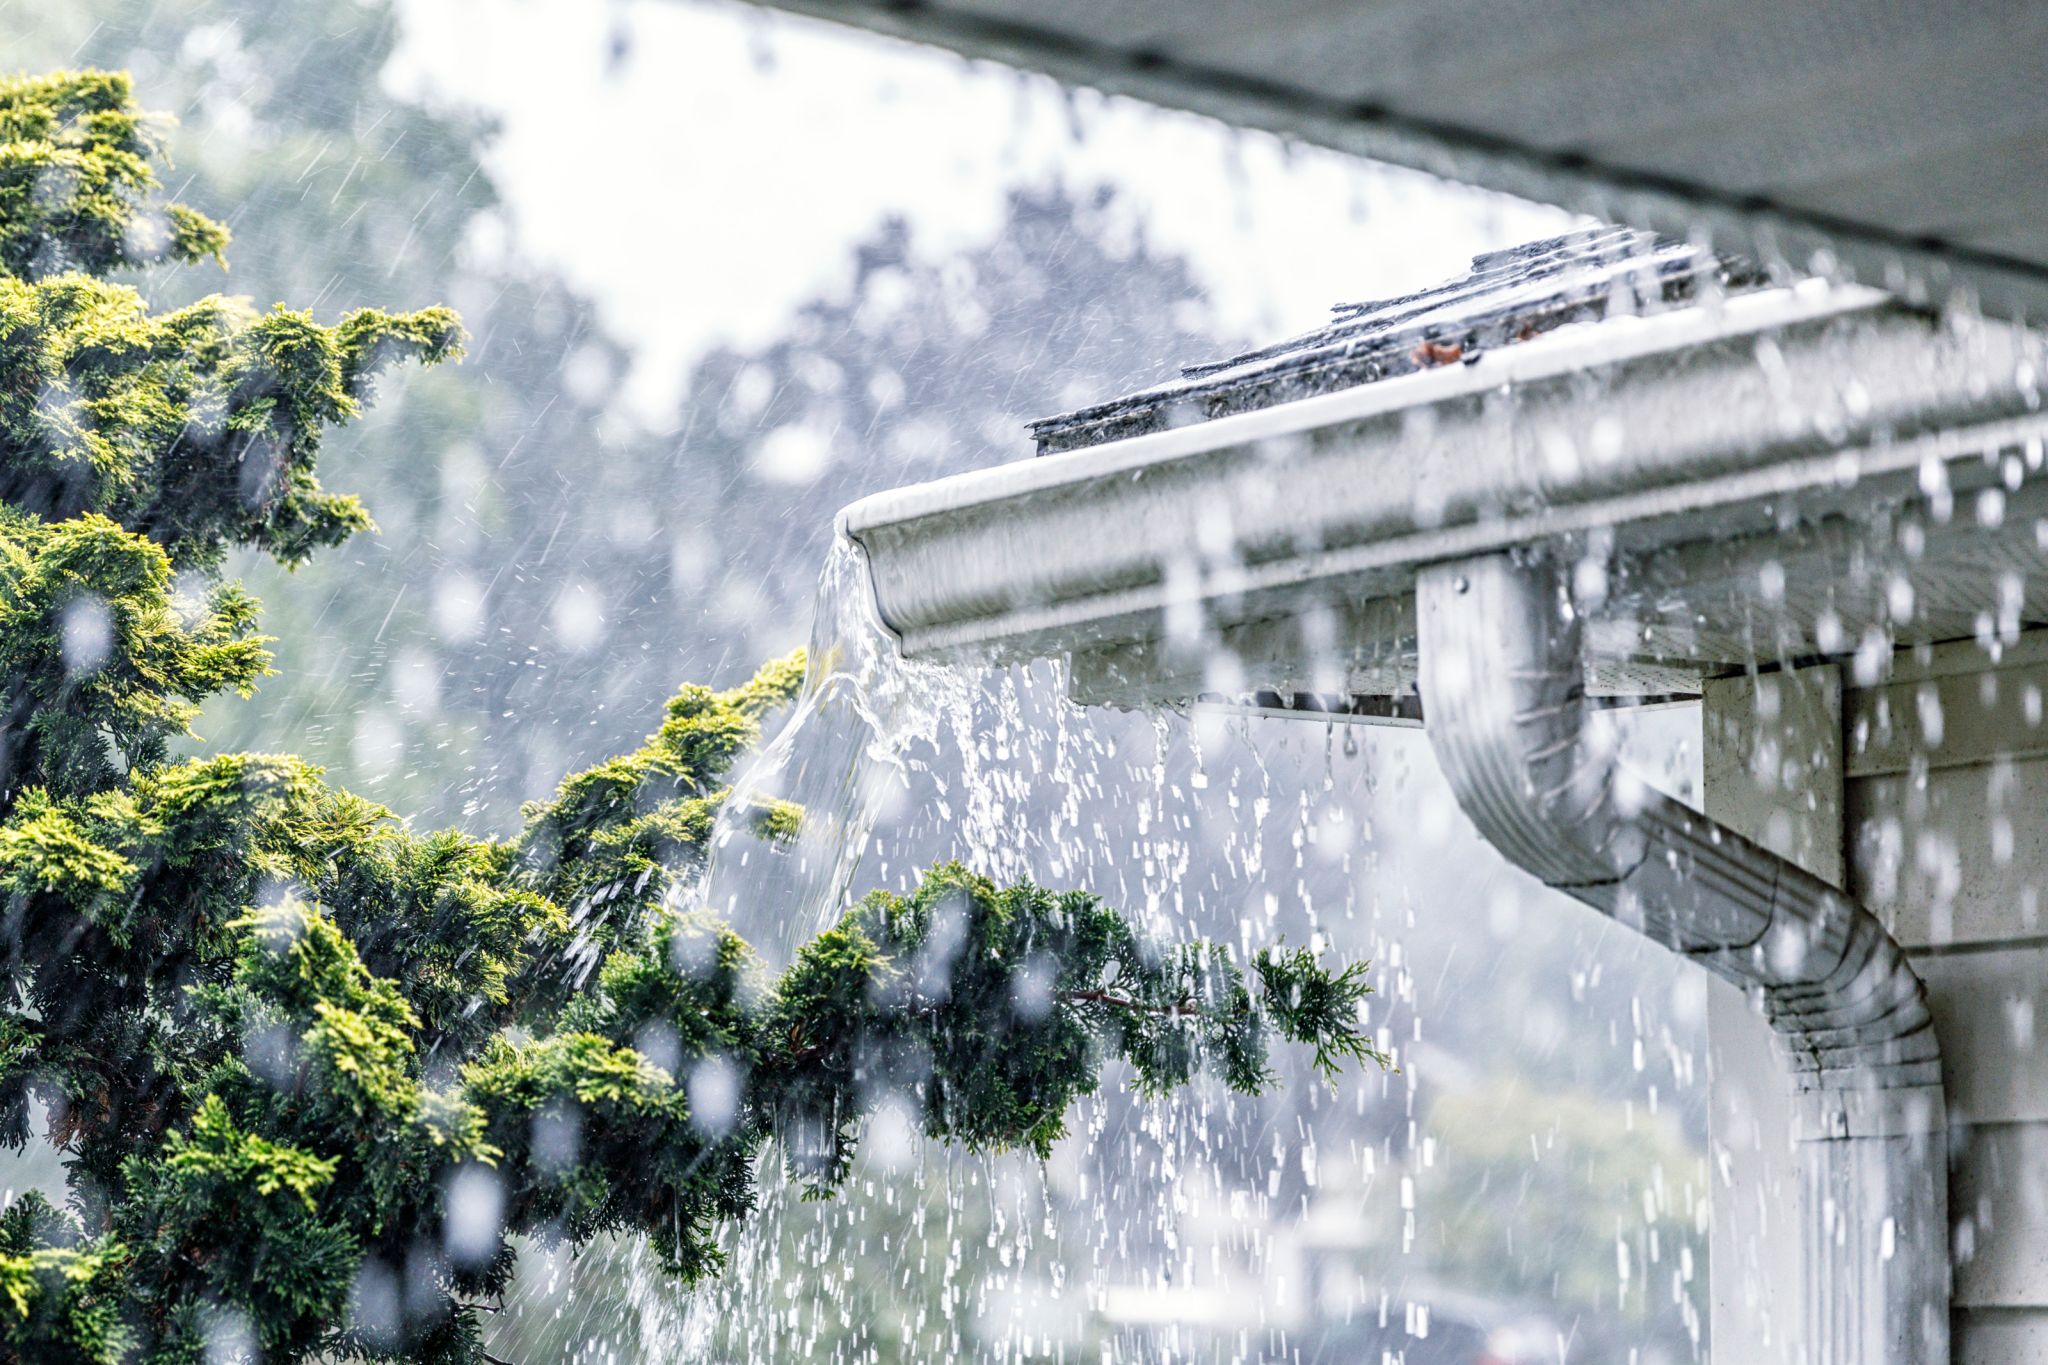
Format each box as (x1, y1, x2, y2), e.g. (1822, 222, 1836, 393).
(840, 284, 2048, 707)
(741, 0, 2048, 323)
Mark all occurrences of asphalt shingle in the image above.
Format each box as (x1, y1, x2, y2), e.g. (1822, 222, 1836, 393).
(1029, 225, 1763, 455)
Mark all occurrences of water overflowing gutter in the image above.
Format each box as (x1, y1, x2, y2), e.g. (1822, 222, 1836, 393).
(837, 277, 2048, 1364)
(1416, 552, 1947, 1365)
(838, 284, 2046, 683)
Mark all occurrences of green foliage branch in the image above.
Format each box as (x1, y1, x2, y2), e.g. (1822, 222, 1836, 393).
(0, 70, 1386, 1363)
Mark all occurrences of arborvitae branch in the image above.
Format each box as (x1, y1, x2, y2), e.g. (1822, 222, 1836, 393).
(1056, 988, 1201, 1016)
(0, 69, 1389, 1364)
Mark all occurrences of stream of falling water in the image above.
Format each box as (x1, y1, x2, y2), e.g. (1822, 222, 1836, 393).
(686, 535, 963, 962)
(546, 537, 1714, 1365)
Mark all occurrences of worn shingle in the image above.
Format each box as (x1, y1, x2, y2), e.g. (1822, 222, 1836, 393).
(1029, 225, 1762, 455)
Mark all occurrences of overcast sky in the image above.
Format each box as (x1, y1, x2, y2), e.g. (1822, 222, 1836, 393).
(389, 0, 1576, 418)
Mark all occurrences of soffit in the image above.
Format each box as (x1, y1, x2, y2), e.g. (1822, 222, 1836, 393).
(745, 0, 2048, 320)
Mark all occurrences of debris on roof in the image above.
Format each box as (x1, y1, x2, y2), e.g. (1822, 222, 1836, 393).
(1028, 225, 1765, 455)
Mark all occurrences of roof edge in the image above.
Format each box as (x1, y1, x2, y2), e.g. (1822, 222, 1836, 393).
(741, 0, 2048, 324)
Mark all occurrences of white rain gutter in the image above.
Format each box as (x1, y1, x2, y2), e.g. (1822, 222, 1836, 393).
(838, 283, 2048, 1365)
(1416, 551, 1946, 1365)
(839, 284, 2043, 671)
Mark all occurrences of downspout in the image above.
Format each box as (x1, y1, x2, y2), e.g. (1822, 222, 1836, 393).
(1415, 552, 1948, 1365)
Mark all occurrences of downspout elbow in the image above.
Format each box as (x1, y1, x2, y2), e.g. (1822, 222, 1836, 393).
(1415, 552, 1947, 1365)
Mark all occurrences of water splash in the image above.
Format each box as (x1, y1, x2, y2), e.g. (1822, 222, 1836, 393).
(581, 539, 1711, 1365)
(691, 535, 961, 961)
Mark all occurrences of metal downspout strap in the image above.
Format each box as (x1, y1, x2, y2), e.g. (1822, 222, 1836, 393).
(1415, 551, 1949, 1365)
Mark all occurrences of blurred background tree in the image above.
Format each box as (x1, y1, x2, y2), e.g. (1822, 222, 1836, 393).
(6, 0, 1218, 838)
(1350, 1077, 1707, 1362)
(3, 3, 1713, 1359)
